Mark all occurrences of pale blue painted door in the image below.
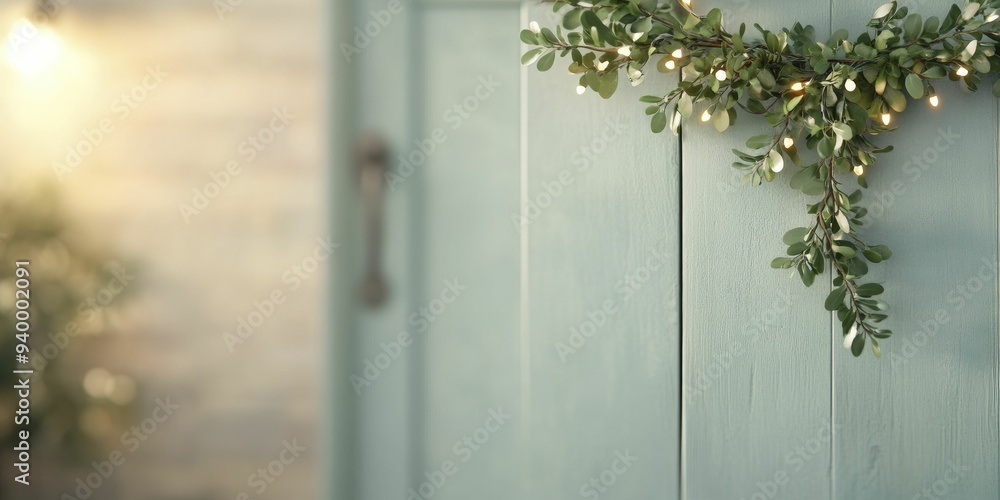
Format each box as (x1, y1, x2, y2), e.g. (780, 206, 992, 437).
(338, 0, 1000, 499)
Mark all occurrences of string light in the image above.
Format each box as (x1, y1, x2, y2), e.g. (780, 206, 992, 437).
(956, 66, 970, 77)
(701, 110, 711, 122)
(844, 78, 857, 92)
(853, 165, 864, 176)
(672, 49, 683, 58)
(790, 82, 805, 91)
(929, 95, 939, 107)
(629, 69, 644, 87)
(681, 0, 691, 5)
(665, 60, 676, 70)
(783, 137, 795, 149)
(881, 113, 891, 126)
(576, 85, 586, 95)
(5, 18, 61, 78)
(715, 69, 727, 81)
(617, 46, 632, 57)
(596, 60, 609, 71)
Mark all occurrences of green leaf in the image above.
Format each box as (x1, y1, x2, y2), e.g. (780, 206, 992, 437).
(521, 48, 544, 66)
(787, 242, 808, 255)
(812, 251, 825, 274)
(800, 267, 816, 287)
(905, 72, 924, 99)
(817, 136, 835, 158)
(832, 244, 856, 258)
(650, 111, 667, 133)
(520, 29, 539, 45)
(904, 14, 923, 41)
(771, 257, 793, 269)
(831, 122, 854, 141)
(851, 333, 865, 357)
(922, 16, 940, 36)
(883, 86, 907, 112)
(784, 95, 803, 113)
(863, 248, 883, 263)
(598, 70, 618, 99)
(923, 66, 946, 79)
(873, 2, 894, 19)
(871, 244, 893, 260)
(706, 8, 723, 29)
(580, 10, 616, 43)
(873, 329, 893, 339)
(537, 51, 556, 72)
(746, 134, 773, 149)
(678, 93, 693, 118)
(757, 69, 776, 89)
(825, 286, 848, 311)
(783, 227, 810, 245)
(856, 283, 885, 297)
(962, 2, 981, 21)
(562, 8, 584, 30)
(712, 107, 730, 132)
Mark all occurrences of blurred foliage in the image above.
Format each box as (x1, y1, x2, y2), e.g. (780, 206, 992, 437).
(0, 180, 135, 462)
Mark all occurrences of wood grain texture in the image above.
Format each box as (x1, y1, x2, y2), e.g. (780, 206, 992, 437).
(351, 2, 1000, 499)
(418, 6, 523, 500)
(523, 4, 680, 499)
(681, 2, 834, 499)
(830, 2, 1000, 499)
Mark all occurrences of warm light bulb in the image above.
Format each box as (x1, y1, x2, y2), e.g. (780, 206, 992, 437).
(701, 110, 711, 122)
(665, 60, 676, 70)
(715, 69, 727, 81)
(844, 79, 857, 92)
(5, 19, 61, 78)
(672, 49, 683, 58)
(681, 0, 691, 5)
(576, 85, 586, 95)
(956, 66, 970, 77)
(783, 137, 795, 149)
(929, 95, 939, 107)
(881, 113, 891, 126)
(790, 82, 804, 91)
(853, 165, 864, 176)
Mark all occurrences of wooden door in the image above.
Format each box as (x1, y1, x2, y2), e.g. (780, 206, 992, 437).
(333, 1, 999, 499)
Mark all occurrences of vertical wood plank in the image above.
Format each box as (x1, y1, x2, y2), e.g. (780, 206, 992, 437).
(830, 2, 1000, 498)
(524, 4, 681, 499)
(353, 0, 416, 497)
(418, 6, 523, 500)
(681, 2, 833, 499)
(331, 0, 357, 498)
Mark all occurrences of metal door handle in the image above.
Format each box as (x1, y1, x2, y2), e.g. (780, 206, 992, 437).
(358, 136, 388, 306)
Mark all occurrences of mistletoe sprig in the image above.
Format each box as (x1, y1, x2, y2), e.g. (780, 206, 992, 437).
(522, 0, 1000, 357)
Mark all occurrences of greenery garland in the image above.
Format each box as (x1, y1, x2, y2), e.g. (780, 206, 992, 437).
(521, 0, 1000, 358)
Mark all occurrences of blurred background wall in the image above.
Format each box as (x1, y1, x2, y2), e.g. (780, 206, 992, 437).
(0, 0, 327, 498)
